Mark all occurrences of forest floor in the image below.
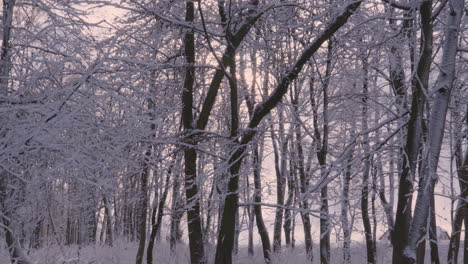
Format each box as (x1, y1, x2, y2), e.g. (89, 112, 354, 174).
(0, 239, 461, 263)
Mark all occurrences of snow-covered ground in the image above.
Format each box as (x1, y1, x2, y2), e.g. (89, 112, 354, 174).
(0, 240, 462, 263)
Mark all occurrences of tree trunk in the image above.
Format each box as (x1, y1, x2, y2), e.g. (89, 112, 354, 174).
(245, 168, 254, 256)
(135, 155, 150, 264)
(253, 145, 272, 263)
(310, 39, 333, 264)
(204, 158, 218, 245)
(0, 2, 29, 262)
(271, 110, 287, 253)
(291, 82, 314, 263)
(103, 195, 113, 247)
(361, 53, 376, 264)
(284, 146, 296, 247)
(448, 98, 468, 264)
(464, 212, 468, 264)
(147, 161, 173, 264)
(180, 1, 205, 263)
(429, 193, 440, 264)
(341, 138, 354, 264)
(0, 0, 15, 96)
(448, 203, 464, 264)
(403, 0, 463, 260)
(393, 0, 433, 260)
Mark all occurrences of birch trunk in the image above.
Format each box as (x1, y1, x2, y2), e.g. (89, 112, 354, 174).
(271, 113, 287, 253)
(341, 132, 354, 264)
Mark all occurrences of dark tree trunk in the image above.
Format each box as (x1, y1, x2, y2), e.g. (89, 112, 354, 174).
(271, 112, 287, 253)
(182, 122, 206, 264)
(204, 158, 217, 244)
(393, 1, 433, 261)
(447, 203, 464, 264)
(253, 145, 272, 263)
(135, 155, 150, 264)
(402, 0, 462, 260)
(429, 196, 440, 264)
(429, 194, 440, 264)
(361, 53, 376, 264)
(0, 0, 15, 95)
(284, 148, 296, 247)
(248, 203, 255, 256)
(103, 195, 113, 247)
(417, 240, 426, 264)
(214, 147, 244, 264)
(147, 162, 173, 264)
(464, 212, 468, 264)
(320, 187, 330, 264)
(448, 100, 468, 264)
(292, 83, 313, 263)
(180, 1, 205, 263)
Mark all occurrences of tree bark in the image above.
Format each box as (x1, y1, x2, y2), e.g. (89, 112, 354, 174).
(448, 204, 464, 264)
(310, 39, 333, 264)
(147, 161, 173, 264)
(341, 134, 354, 264)
(403, 0, 464, 261)
(393, 0, 433, 261)
(284, 145, 296, 247)
(448, 99, 468, 264)
(103, 195, 113, 247)
(429, 194, 440, 264)
(253, 145, 272, 263)
(0, 0, 15, 96)
(361, 53, 376, 264)
(271, 109, 287, 253)
(181, 1, 205, 263)
(293, 113, 314, 262)
(135, 153, 150, 264)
